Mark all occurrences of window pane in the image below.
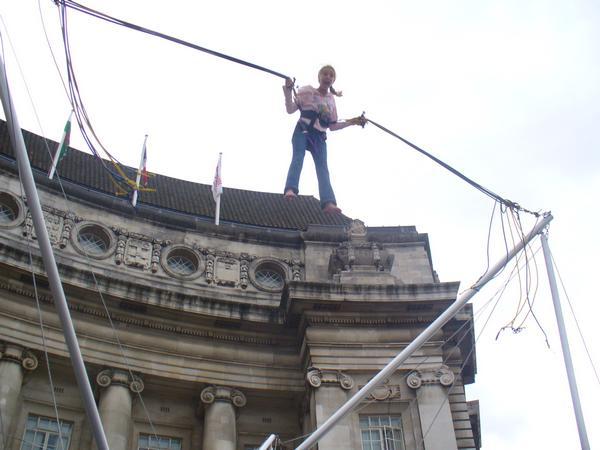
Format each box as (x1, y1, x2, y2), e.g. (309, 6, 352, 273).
(360, 415, 404, 450)
(21, 415, 72, 450)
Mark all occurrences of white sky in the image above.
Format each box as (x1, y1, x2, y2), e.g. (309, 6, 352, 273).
(2, 1, 599, 449)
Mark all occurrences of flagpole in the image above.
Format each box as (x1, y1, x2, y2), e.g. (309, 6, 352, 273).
(0, 49, 110, 450)
(48, 110, 73, 180)
(215, 195, 221, 226)
(131, 134, 148, 208)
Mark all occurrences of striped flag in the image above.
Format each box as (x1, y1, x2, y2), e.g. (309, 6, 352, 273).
(212, 153, 223, 225)
(48, 111, 73, 179)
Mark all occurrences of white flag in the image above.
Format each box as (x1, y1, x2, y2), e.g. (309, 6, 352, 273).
(212, 153, 223, 202)
(212, 153, 223, 225)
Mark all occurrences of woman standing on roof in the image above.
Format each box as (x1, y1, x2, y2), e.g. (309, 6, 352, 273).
(282, 65, 365, 214)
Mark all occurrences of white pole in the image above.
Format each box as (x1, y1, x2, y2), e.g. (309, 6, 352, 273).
(0, 53, 110, 450)
(541, 233, 590, 450)
(295, 213, 554, 450)
(131, 134, 148, 208)
(215, 195, 221, 226)
(258, 434, 277, 450)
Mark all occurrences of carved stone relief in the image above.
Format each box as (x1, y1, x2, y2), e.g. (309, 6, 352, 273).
(406, 365, 455, 390)
(306, 367, 354, 390)
(23, 207, 80, 248)
(112, 227, 169, 273)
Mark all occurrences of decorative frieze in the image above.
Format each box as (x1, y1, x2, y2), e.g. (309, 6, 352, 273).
(200, 386, 247, 408)
(406, 365, 455, 390)
(96, 368, 145, 393)
(306, 367, 354, 390)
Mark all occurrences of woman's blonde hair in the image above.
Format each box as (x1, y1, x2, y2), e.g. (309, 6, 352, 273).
(318, 65, 342, 97)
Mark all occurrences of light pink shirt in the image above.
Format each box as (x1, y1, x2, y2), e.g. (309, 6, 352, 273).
(295, 86, 338, 132)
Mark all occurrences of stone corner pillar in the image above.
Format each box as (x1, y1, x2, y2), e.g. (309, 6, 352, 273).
(406, 365, 458, 450)
(306, 367, 354, 450)
(0, 342, 38, 444)
(200, 386, 246, 450)
(94, 368, 144, 450)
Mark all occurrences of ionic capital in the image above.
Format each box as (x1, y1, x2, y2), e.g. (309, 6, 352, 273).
(200, 386, 246, 408)
(0, 342, 38, 372)
(306, 367, 354, 391)
(406, 365, 455, 390)
(96, 368, 144, 393)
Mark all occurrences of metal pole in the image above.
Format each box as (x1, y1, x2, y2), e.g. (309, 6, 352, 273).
(258, 434, 277, 450)
(541, 233, 590, 450)
(0, 53, 110, 450)
(296, 213, 553, 450)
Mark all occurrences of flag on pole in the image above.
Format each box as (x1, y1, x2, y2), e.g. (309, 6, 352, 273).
(48, 111, 73, 180)
(131, 135, 149, 208)
(140, 143, 149, 187)
(212, 153, 223, 225)
(212, 153, 223, 201)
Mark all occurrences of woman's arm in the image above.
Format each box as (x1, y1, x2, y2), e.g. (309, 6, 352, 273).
(283, 78, 298, 114)
(329, 116, 365, 131)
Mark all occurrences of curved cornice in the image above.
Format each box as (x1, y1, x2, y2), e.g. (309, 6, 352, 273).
(0, 279, 286, 347)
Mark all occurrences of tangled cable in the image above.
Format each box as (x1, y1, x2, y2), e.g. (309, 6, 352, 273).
(57, 0, 155, 195)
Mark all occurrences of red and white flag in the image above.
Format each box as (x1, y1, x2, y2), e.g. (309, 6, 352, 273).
(212, 153, 223, 225)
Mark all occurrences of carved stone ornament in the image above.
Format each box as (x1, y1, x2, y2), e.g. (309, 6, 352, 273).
(23, 207, 80, 248)
(239, 253, 257, 289)
(200, 386, 246, 408)
(282, 257, 304, 281)
(348, 219, 367, 241)
(96, 368, 145, 393)
(406, 365, 455, 390)
(0, 343, 38, 371)
(367, 380, 401, 401)
(306, 367, 354, 390)
(112, 227, 169, 272)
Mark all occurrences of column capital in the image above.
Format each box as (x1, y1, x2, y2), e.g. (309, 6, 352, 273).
(96, 368, 144, 393)
(0, 342, 38, 371)
(306, 367, 354, 390)
(406, 365, 455, 390)
(200, 386, 246, 408)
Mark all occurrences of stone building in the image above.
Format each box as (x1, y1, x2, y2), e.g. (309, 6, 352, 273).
(0, 119, 481, 450)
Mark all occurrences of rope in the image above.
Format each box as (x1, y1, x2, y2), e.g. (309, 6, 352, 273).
(364, 116, 540, 217)
(56, 0, 291, 80)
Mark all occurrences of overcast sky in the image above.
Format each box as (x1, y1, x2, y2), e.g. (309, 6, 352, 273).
(2, 1, 599, 449)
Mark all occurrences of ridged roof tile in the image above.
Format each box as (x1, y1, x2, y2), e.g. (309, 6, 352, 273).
(0, 120, 351, 230)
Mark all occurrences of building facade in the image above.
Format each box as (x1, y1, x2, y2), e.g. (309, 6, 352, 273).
(0, 121, 480, 450)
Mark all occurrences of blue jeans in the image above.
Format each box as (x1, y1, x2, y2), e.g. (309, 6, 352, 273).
(284, 125, 337, 208)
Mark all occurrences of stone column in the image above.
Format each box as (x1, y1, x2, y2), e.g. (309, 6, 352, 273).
(407, 365, 458, 450)
(0, 343, 38, 444)
(200, 386, 246, 450)
(95, 368, 144, 450)
(306, 368, 354, 450)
